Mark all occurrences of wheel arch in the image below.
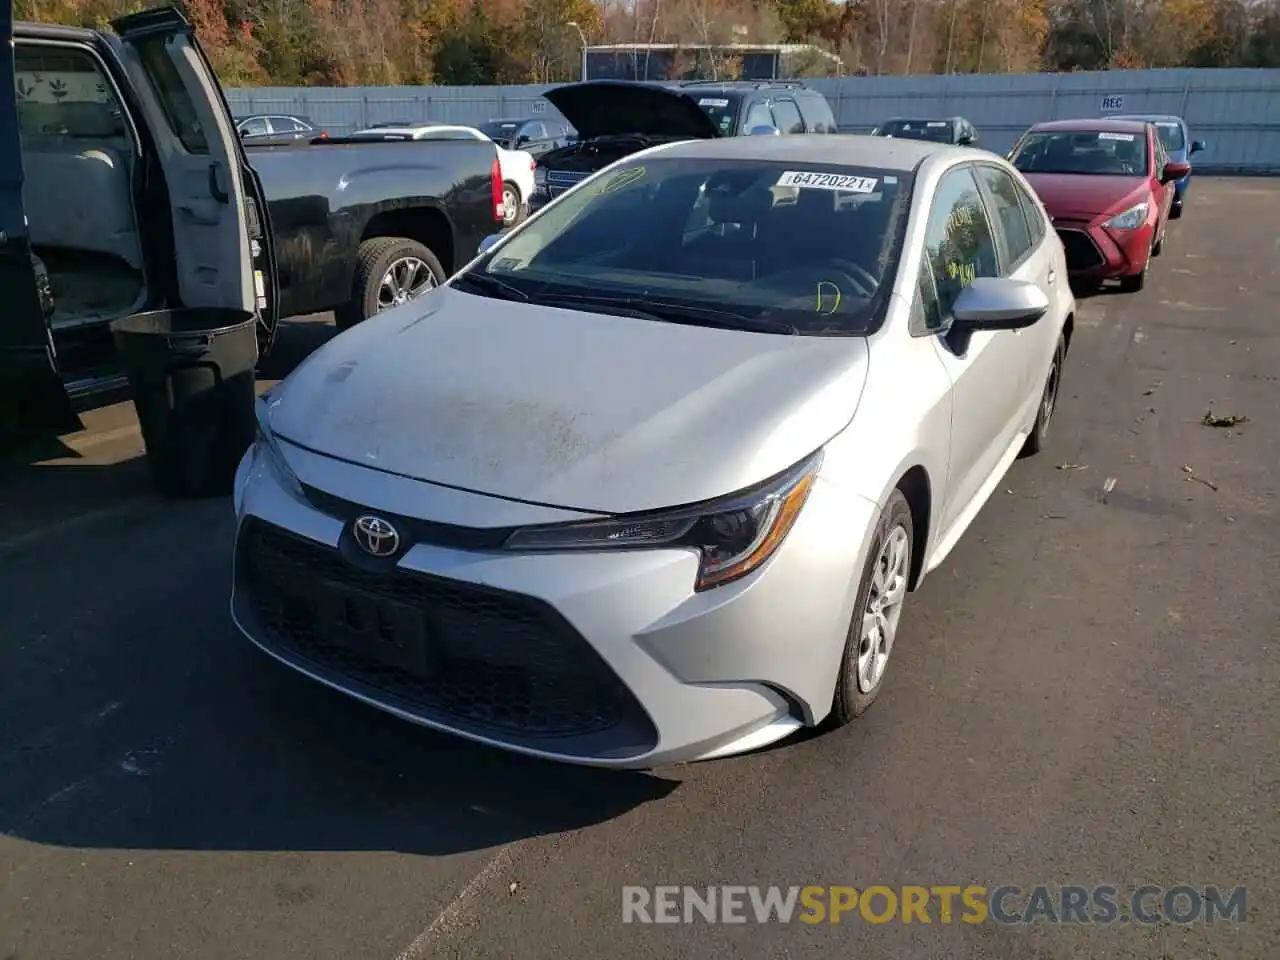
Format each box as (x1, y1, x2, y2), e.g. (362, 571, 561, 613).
(895, 465, 933, 591)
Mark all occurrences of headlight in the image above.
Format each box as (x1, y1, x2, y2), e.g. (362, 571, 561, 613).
(254, 396, 304, 499)
(1104, 201, 1148, 230)
(502, 451, 822, 591)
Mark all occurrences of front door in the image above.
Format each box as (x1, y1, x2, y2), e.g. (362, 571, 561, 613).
(110, 6, 279, 358)
(923, 165, 1033, 536)
(0, 0, 78, 435)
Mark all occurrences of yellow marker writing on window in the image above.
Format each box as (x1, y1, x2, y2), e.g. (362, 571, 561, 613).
(816, 281, 842, 315)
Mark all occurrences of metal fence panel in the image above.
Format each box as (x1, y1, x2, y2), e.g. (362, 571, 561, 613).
(227, 69, 1280, 171)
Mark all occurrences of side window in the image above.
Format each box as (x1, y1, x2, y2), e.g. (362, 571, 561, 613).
(241, 117, 269, 136)
(796, 95, 835, 133)
(523, 122, 547, 140)
(134, 37, 209, 154)
(923, 166, 1000, 320)
(771, 99, 805, 134)
(975, 165, 1034, 270)
(14, 44, 128, 141)
(1011, 176, 1047, 245)
(742, 101, 773, 132)
(912, 257, 945, 335)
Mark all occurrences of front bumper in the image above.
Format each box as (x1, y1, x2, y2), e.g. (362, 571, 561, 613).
(1054, 218, 1155, 282)
(230, 440, 877, 768)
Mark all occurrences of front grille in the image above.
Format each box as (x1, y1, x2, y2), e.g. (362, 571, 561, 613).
(1056, 228, 1105, 270)
(236, 519, 657, 755)
(545, 169, 591, 196)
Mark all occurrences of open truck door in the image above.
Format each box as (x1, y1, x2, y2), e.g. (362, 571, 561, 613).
(0, 0, 79, 435)
(0, 4, 278, 439)
(110, 6, 278, 357)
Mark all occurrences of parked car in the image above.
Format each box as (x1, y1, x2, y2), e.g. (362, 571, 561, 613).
(2, 6, 504, 431)
(870, 117, 980, 147)
(233, 134, 1074, 769)
(235, 113, 327, 145)
(478, 118, 575, 160)
(349, 123, 537, 227)
(1111, 114, 1206, 219)
(1007, 119, 1189, 292)
(530, 79, 837, 210)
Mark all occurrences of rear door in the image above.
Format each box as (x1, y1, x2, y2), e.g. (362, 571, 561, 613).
(110, 7, 279, 357)
(0, 7, 78, 432)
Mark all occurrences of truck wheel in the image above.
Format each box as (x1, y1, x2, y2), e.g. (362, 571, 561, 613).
(501, 182, 526, 228)
(335, 237, 445, 331)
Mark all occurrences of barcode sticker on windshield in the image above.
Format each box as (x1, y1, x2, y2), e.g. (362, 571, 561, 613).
(699, 98, 730, 107)
(776, 171, 878, 193)
(1098, 132, 1136, 141)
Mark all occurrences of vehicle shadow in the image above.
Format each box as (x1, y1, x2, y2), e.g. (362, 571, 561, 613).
(258, 314, 338, 381)
(0, 449, 678, 858)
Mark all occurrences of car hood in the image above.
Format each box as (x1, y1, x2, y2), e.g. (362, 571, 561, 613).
(1020, 172, 1149, 218)
(267, 287, 868, 515)
(543, 81, 721, 141)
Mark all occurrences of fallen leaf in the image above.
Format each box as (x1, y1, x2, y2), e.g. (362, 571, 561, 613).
(1185, 475, 1219, 491)
(509, 882, 519, 895)
(1202, 410, 1249, 428)
(1181, 464, 1194, 473)
(1056, 463, 1088, 471)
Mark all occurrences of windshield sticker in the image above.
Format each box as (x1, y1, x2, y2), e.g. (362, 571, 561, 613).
(1098, 132, 1136, 141)
(699, 98, 730, 107)
(594, 166, 647, 196)
(927, 121, 948, 127)
(775, 171, 878, 193)
(816, 281, 842, 315)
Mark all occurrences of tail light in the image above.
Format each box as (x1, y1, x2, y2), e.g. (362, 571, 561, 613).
(491, 152, 504, 223)
(317, 130, 329, 140)
(529, 157, 536, 171)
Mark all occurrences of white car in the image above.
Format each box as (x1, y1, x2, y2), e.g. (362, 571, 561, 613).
(233, 135, 1074, 769)
(352, 123, 536, 227)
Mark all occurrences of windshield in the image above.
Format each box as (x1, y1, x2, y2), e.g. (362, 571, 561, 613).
(459, 157, 912, 336)
(481, 121, 521, 142)
(878, 120, 953, 143)
(1152, 121, 1185, 152)
(692, 95, 741, 136)
(1011, 130, 1149, 176)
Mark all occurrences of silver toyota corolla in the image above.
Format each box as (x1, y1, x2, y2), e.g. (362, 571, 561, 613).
(232, 135, 1074, 768)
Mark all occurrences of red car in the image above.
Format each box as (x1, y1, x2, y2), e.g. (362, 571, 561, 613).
(1007, 119, 1191, 292)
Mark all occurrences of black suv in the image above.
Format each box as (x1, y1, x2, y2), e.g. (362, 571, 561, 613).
(870, 116, 980, 146)
(530, 79, 838, 209)
(479, 118, 576, 159)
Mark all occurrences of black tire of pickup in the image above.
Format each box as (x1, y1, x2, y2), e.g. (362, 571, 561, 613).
(335, 237, 446, 331)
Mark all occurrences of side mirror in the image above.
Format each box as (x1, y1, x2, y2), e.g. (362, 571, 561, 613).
(239, 128, 249, 139)
(1161, 160, 1192, 183)
(516, 135, 531, 146)
(952, 277, 1048, 331)
(478, 234, 503, 255)
(746, 124, 780, 137)
(957, 133, 973, 146)
(1190, 140, 1206, 154)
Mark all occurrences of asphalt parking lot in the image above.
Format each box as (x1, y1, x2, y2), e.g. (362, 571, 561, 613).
(2, 177, 1277, 960)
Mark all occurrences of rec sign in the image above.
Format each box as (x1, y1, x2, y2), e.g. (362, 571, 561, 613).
(1100, 95, 1125, 112)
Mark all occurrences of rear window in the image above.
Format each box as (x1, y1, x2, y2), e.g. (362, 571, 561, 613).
(467, 157, 914, 336)
(693, 95, 741, 136)
(878, 120, 953, 143)
(1010, 130, 1149, 176)
(15, 45, 128, 140)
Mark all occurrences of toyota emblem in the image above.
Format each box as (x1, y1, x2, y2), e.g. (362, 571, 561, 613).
(352, 515, 400, 557)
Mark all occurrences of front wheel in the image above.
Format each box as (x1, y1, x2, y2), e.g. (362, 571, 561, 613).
(1020, 332, 1066, 458)
(830, 489, 914, 724)
(501, 181, 526, 228)
(335, 237, 445, 331)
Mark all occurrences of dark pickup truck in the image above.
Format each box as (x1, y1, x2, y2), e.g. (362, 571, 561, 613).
(2, 6, 503, 433)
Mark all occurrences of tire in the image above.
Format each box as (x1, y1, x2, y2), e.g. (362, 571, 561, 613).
(334, 237, 445, 332)
(1152, 229, 1164, 257)
(830, 489, 914, 725)
(1169, 201, 1183, 220)
(501, 181, 526, 228)
(1020, 332, 1066, 458)
(1119, 242, 1151, 293)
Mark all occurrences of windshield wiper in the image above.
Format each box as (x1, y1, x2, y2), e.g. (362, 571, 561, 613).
(451, 271, 529, 301)
(535, 293, 797, 334)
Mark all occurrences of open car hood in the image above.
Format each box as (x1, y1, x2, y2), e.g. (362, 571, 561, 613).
(543, 81, 721, 141)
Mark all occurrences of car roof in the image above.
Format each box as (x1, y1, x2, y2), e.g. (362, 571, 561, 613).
(1112, 114, 1184, 125)
(653, 133, 966, 171)
(1030, 118, 1151, 134)
(882, 116, 964, 124)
